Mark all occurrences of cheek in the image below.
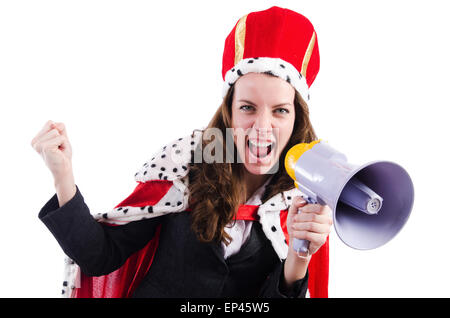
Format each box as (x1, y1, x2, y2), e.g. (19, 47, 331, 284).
(231, 112, 251, 130)
(231, 113, 252, 146)
(276, 119, 295, 151)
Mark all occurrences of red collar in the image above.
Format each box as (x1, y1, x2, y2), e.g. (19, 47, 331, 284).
(185, 204, 259, 221)
(235, 204, 259, 221)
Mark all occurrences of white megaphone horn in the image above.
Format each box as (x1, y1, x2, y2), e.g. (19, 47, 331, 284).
(284, 140, 414, 256)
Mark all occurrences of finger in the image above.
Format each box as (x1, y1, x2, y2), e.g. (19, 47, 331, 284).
(32, 129, 60, 152)
(53, 122, 68, 138)
(291, 230, 328, 244)
(287, 196, 307, 219)
(290, 196, 307, 212)
(41, 135, 66, 153)
(31, 120, 55, 146)
(292, 221, 331, 234)
(40, 128, 61, 142)
(294, 212, 333, 225)
(293, 196, 307, 206)
(299, 204, 322, 213)
(300, 204, 331, 214)
(317, 204, 332, 216)
(57, 133, 71, 152)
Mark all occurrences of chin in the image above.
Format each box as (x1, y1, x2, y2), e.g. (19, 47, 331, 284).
(242, 162, 279, 175)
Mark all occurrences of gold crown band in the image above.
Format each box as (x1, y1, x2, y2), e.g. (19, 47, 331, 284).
(234, 14, 248, 65)
(300, 32, 316, 78)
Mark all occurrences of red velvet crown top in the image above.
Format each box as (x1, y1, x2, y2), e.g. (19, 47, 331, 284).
(222, 6, 320, 88)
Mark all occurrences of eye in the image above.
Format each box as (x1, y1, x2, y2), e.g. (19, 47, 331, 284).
(274, 108, 290, 114)
(239, 105, 255, 112)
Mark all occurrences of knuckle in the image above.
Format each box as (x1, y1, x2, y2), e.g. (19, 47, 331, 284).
(316, 238, 324, 247)
(296, 198, 304, 206)
(297, 231, 306, 240)
(32, 142, 39, 152)
(301, 204, 311, 212)
(40, 141, 49, 152)
(297, 214, 306, 223)
(297, 196, 306, 204)
(294, 230, 305, 240)
(33, 139, 43, 151)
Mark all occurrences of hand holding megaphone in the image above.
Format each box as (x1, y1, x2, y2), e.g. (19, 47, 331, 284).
(286, 196, 333, 258)
(284, 140, 414, 254)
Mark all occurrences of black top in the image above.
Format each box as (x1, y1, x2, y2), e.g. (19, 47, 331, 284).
(38, 185, 308, 298)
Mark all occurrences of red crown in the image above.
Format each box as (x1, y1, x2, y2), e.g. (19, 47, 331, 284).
(222, 6, 320, 101)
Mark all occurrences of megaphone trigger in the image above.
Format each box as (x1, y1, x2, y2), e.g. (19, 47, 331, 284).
(292, 195, 318, 257)
(297, 248, 310, 259)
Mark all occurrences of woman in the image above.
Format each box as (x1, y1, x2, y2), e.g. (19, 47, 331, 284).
(32, 6, 332, 298)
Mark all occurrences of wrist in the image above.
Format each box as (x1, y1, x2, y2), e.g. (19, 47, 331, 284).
(54, 175, 75, 189)
(54, 172, 76, 207)
(53, 166, 75, 187)
(284, 248, 310, 285)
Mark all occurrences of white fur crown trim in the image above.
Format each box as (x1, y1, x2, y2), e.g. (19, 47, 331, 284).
(222, 57, 310, 102)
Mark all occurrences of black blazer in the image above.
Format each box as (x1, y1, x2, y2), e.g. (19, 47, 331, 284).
(39, 185, 308, 298)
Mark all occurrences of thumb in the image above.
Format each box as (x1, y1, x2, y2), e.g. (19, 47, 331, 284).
(288, 196, 307, 217)
(51, 122, 67, 138)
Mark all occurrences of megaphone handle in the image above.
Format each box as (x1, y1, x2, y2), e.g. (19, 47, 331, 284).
(293, 196, 317, 258)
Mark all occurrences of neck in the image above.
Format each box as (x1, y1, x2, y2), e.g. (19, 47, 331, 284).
(241, 169, 271, 204)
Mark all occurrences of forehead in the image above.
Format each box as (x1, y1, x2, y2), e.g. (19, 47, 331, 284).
(232, 73, 295, 104)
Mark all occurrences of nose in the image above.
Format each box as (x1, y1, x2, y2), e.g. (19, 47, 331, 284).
(253, 107, 273, 130)
(252, 108, 273, 137)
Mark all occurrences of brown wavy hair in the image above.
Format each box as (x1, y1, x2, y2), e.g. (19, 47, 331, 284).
(187, 80, 317, 245)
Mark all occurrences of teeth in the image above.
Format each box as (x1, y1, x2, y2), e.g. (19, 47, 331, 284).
(249, 140, 274, 147)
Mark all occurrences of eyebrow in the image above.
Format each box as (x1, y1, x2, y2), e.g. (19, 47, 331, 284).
(237, 99, 293, 108)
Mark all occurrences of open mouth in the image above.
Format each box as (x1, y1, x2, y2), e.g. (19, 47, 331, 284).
(247, 138, 276, 159)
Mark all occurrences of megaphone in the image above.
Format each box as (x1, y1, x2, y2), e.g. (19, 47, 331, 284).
(284, 140, 414, 255)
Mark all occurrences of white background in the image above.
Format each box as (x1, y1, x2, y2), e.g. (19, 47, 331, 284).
(1, 0, 449, 297)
